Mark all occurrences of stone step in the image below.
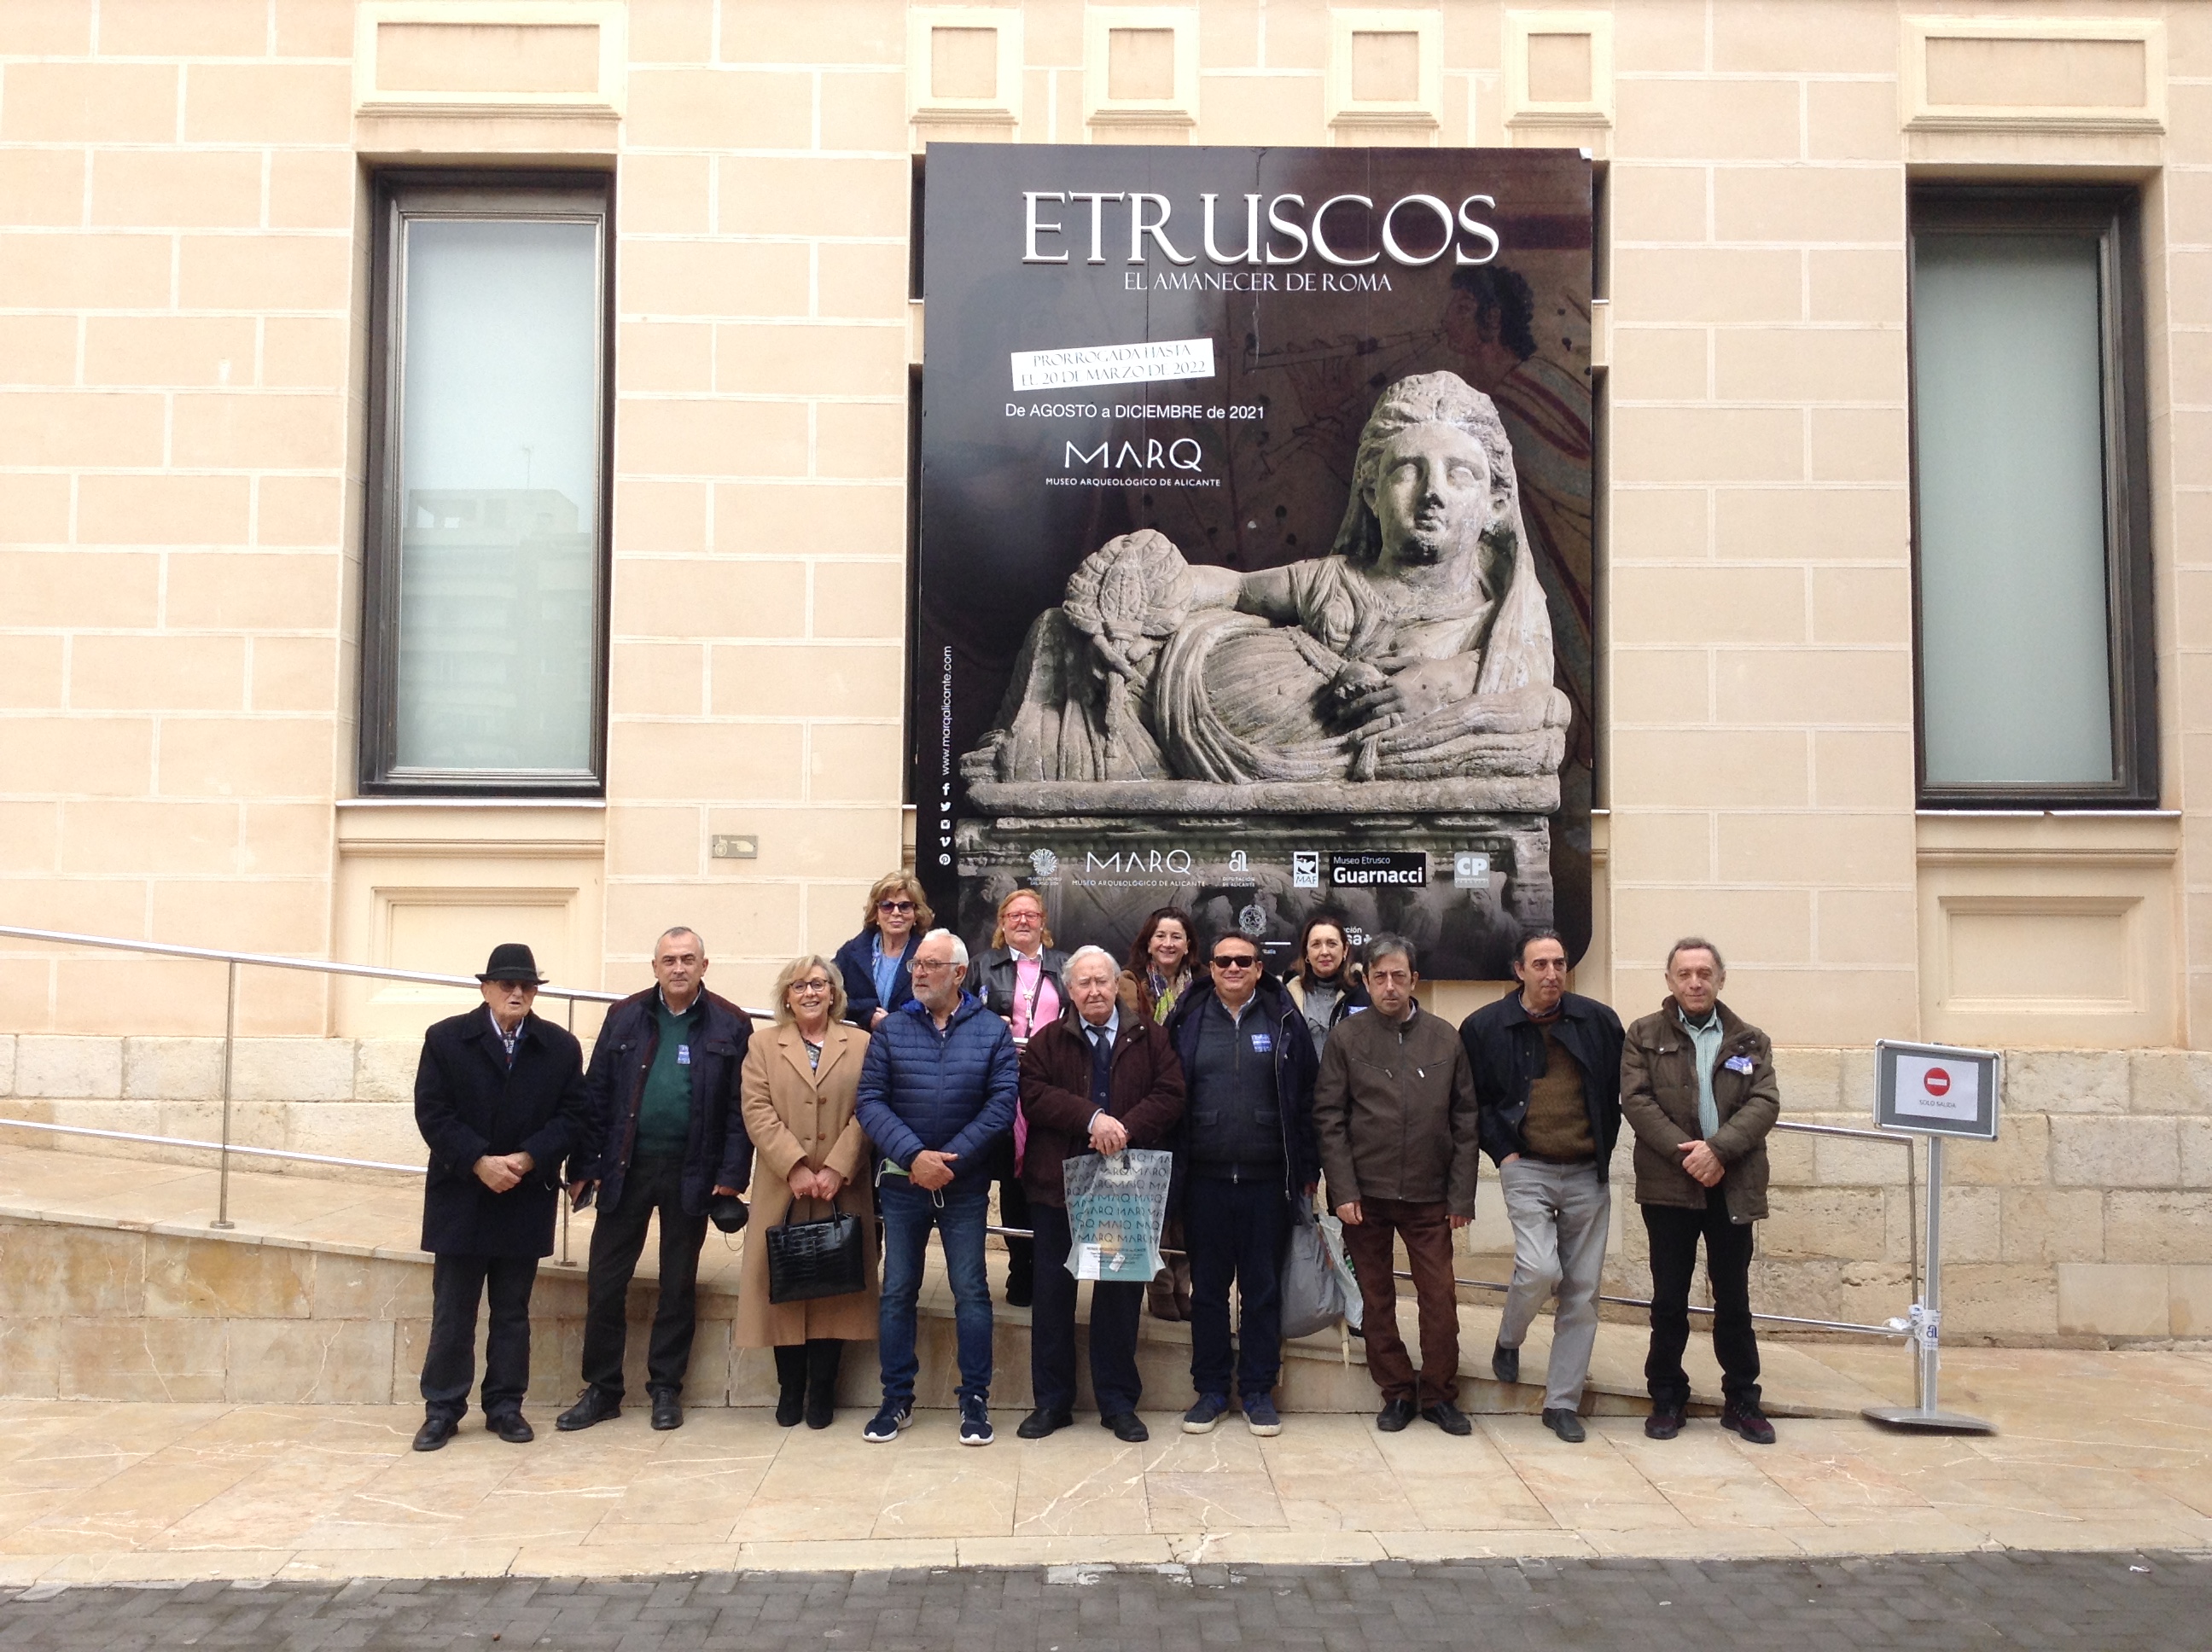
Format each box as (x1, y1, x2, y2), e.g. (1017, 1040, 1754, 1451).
(0, 1141, 1897, 1417)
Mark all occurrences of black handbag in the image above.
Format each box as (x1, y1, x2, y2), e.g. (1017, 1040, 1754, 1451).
(765, 1201, 866, 1305)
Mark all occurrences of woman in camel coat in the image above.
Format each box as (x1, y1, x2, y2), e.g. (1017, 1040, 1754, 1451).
(736, 954, 879, 1429)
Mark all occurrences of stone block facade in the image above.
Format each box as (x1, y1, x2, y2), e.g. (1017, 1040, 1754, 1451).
(0, 0, 2207, 1056)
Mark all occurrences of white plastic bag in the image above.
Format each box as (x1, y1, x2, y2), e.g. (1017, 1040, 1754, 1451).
(1279, 1204, 1353, 1339)
(1062, 1149, 1173, 1283)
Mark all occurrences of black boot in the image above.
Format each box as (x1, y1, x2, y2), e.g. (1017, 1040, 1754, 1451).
(804, 1339, 842, 1430)
(773, 1344, 806, 1427)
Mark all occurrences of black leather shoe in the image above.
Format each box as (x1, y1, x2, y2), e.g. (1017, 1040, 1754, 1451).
(1102, 1411, 1150, 1443)
(411, 1416, 457, 1452)
(1491, 1341, 1519, 1384)
(776, 1387, 804, 1428)
(1422, 1402, 1473, 1437)
(1541, 1408, 1586, 1444)
(650, 1391, 683, 1431)
(556, 1387, 621, 1432)
(1644, 1407, 1685, 1440)
(488, 1411, 534, 1444)
(1016, 1407, 1074, 1440)
(1376, 1398, 1417, 1433)
(1004, 1276, 1033, 1309)
(1720, 1400, 1776, 1446)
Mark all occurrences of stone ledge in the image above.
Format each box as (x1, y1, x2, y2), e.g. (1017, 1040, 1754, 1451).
(0, 1207, 1879, 1417)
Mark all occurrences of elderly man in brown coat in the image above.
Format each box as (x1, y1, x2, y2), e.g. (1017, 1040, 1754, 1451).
(1015, 944, 1185, 1443)
(1620, 936, 1780, 1446)
(736, 955, 879, 1431)
(1313, 934, 1481, 1436)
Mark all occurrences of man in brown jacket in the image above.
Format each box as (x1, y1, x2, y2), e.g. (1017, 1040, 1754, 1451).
(1620, 936, 1780, 1445)
(1015, 945, 1186, 1443)
(1313, 934, 1481, 1435)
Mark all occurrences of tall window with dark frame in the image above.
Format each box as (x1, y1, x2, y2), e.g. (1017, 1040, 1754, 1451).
(1908, 189, 2156, 806)
(360, 174, 613, 794)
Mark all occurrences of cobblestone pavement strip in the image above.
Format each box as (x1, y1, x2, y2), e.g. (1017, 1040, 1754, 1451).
(2, 1551, 2208, 1650)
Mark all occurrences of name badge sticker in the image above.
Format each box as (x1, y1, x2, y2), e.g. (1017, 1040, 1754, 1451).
(677, 1045, 692, 1065)
(1251, 1032, 1273, 1053)
(1724, 1054, 1754, 1074)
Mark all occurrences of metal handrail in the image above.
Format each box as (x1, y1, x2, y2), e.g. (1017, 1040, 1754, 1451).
(0, 1116, 425, 1176)
(0, 921, 777, 1244)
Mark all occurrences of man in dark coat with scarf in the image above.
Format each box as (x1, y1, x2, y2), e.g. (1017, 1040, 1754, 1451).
(411, 943, 590, 1451)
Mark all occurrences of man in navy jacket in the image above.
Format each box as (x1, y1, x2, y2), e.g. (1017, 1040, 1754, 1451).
(854, 928, 1018, 1446)
(1164, 939, 1321, 1437)
(411, 944, 590, 1452)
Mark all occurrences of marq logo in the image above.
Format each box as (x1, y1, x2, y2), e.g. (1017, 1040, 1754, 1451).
(1063, 436, 1204, 473)
(1028, 848, 1059, 877)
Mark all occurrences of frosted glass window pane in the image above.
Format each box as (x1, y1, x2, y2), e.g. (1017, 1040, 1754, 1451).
(1914, 234, 2113, 787)
(396, 218, 599, 774)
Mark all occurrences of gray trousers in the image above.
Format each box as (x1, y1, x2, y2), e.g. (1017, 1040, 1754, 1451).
(1495, 1159, 1610, 1413)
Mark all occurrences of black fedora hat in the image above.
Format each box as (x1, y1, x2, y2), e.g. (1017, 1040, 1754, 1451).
(477, 943, 548, 986)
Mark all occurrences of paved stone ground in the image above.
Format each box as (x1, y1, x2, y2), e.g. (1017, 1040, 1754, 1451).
(2, 1551, 2206, 1650)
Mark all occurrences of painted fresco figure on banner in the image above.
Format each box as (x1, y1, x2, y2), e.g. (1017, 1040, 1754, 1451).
(964, 370, 1570, 794)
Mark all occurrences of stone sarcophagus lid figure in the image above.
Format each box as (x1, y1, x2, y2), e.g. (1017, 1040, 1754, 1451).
(958, 371, 1569, 979)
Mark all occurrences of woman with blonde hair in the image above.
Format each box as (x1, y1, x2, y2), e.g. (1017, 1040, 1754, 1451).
(736, 955, 879, 1428)
(970, 886, 1068, 1308)
(834, 870, 932, 1030)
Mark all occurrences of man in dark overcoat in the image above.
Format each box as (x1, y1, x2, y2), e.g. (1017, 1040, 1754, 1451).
(411, 943, 590, 1451)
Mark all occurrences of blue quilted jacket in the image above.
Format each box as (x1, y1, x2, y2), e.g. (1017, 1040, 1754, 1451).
(855, 992, 1018, 1189)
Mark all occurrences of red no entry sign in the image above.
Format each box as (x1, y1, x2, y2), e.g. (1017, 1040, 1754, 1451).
(1924, 1067, 1951, 1096)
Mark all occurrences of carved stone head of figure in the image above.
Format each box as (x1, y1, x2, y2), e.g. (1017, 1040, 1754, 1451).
(1365, 421, 1492, 573)
(1332, 371, 1519, 585)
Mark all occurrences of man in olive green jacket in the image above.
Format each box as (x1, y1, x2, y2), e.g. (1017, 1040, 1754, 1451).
(1620, 936, 1779, 1445)
(1313, 934, 1481, 1436)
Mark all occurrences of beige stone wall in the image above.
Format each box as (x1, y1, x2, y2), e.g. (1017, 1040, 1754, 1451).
(1, 0, 2209, 1054)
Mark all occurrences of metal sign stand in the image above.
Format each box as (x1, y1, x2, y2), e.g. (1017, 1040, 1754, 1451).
(1863, 1131, 1994, 1433)
(1862, 1038, 2000, 1434)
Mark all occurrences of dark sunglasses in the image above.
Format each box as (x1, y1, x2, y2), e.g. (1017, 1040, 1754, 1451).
(1209, 954, 1259, 970)
(877, 899, 917, 913)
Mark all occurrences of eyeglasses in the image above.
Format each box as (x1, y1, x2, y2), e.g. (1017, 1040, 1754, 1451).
(909, 958, 956, 974)
(1210, 955, 1258, 971)
(791, 979, 834, 995)
(877, 899, 916, 914)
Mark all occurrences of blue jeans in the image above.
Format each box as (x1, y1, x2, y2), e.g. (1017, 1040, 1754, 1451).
(876, 1178, 993, 1406)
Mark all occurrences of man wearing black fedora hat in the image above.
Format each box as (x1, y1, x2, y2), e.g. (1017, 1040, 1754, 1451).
(411, 942, 590, 1451)
(557, 925, 755, 1434)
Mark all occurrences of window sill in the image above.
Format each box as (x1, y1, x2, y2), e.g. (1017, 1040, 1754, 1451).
(1915, 809, 2178, 866)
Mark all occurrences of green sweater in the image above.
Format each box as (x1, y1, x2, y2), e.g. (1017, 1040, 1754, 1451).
(636, 993, 702, 1155)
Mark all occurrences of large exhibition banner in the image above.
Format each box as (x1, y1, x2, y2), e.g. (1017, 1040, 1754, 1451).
(915, 144, 1593, 980)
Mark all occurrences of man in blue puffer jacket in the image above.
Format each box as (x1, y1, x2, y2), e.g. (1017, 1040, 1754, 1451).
(854, 928, 1018, 1446)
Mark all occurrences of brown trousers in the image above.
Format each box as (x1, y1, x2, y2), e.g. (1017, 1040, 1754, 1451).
(1342, 1197, 1460, 1407)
